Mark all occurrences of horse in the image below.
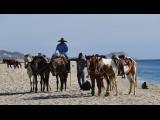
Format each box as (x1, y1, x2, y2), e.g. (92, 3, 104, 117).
(24, 54, 35, 92)
(3, 59, 22, 69)
(113, 56, 137, 95)
(30, 56, 51, 93)
(50, 55, 68, 91)
(85, 55, 105, 96)
(97, 56, 118, 96)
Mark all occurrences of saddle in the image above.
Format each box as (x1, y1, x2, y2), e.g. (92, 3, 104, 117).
(51, 53, 70, 73)
(118, 55, 129, 65)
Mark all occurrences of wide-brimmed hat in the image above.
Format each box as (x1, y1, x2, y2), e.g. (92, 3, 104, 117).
(58, 37, 67, 42)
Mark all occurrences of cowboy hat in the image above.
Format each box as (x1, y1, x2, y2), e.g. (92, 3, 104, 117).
(58, 37, 67, 42)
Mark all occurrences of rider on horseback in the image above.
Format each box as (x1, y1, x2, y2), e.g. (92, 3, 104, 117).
(53, 37, 70, 73)
(55, 37, 68, 59)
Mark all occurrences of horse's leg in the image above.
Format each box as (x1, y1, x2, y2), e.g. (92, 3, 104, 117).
(90, 76, 95, 96)
(64, 74, 67, 91)
(41, 75, 46, 92)
(105, 76, 110, 96)
(56, 75, 59, 91)
(114, 78, 118, 96)
(29, 76, 32, 92)
(133, 79, 136, 95)
(96, 77, 102, 96)
(17, 64, 18, 68)
(110, 79, 112, 91)
(20, 63, 22, 69)
(60, 76, 63, 91)
(46, 72, 50, 92)
(127, 74, 132, 95)
(34, 75, 38, 93)
(32, 76, 35, 92)
(132, 73, 136, 96)
(40, 75, 44, 92)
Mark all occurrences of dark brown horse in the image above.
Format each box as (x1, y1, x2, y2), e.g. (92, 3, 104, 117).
(50, 56, 68, 91)
(30, 56, 50, 93)
(86, 55, 105, 96)
(3, 59, 22, 69)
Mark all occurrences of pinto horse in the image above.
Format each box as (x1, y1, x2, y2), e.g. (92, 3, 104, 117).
(98, 57, 118, 96)
(3, 59, 22, 69)
(113, 56, 137, 95)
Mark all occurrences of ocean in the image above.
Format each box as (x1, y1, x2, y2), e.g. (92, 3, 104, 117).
(137, 59, 160, 84)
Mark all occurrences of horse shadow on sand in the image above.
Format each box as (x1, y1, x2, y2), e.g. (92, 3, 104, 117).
(25, 93, 92, 100)
(0, 90, 93, 100)
(0, 91, 31, 96)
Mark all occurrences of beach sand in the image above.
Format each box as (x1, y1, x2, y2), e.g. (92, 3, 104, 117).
(0, 61, 160, 105)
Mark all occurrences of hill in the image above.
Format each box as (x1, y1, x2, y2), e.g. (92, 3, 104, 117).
(0, 50, 24, 61)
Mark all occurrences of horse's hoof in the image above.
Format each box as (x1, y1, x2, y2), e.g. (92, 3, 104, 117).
(105, 92, 110, 97)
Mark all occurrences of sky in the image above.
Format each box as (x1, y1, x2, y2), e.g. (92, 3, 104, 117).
(0, 14, 160, 59)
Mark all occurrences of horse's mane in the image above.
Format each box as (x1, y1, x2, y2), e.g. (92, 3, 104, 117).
(32, 56, 47, 63)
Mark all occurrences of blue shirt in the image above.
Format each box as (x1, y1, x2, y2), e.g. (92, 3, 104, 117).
(56, 43, 68, 54)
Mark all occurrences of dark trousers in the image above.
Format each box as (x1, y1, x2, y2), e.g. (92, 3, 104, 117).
(77, 72, 85, 89)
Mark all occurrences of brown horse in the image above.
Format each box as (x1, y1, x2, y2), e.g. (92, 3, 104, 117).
(30, 56, 50, 93)
(86, 55, 104, 96)
(86, 55, 118, 96)
(50, 56, 68, 91)
(3, 59, 22, 69)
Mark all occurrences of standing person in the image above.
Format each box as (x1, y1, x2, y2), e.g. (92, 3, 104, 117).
(76, 53, 87, 90)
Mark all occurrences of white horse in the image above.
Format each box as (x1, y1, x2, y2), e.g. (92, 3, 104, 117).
(24, 54, 35, 92)
(114, 56, 137, 95)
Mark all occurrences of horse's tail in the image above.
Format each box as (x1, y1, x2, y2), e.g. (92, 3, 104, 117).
(135, 63, 138, 88)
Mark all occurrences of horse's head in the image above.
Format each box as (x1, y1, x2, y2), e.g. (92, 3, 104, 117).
(111, 55, 120, 67)
(86, 55, 100, 74)
(24, 54, 33, 68)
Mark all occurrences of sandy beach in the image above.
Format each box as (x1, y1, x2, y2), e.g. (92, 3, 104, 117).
(0, 61, 160, 105)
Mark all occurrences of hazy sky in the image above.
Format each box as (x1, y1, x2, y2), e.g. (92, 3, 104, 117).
(0, 14, 160, 59)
